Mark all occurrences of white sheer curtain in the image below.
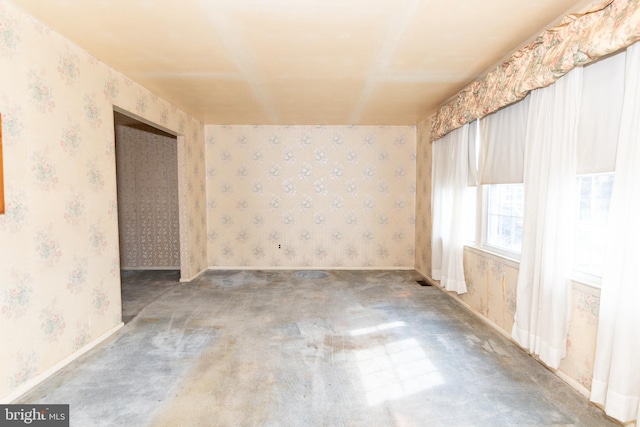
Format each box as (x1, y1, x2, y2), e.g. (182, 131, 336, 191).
(511, 68, 583, 369)
(431, 124, 470, 294)
(590, 42, 640, 424)
(467, 120, 479, 186)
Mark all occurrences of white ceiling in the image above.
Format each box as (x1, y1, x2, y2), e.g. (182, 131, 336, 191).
(10, 0, 592, 125)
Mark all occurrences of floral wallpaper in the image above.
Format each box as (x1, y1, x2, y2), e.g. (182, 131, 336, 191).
(460, 248, 601, 393)
(560, 286, 601, 391)
(431, 0, 640, 141)
(461, 250, 518, 333)
(115, 124, 180, 269)
(414, 118, 431, 276)
(205, 125, 416, 268)
(0, 1, 206, 401)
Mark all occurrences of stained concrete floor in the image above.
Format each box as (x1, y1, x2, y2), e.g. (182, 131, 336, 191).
(19, 270, 619, 427)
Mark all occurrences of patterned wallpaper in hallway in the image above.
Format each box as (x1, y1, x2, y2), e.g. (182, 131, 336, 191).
(205, 125, 416, 268)
(115, 124, 180, 269)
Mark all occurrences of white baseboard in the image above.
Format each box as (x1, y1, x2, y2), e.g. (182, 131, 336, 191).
(555, 370, 591, 398)
(2, 322, 124, 404)
(183, 266, 413, 282)
(437, 282, 514, 341)
(206, 266, 414, 271)
(180, 267, 208, 282)
(414, 266, 430, 280)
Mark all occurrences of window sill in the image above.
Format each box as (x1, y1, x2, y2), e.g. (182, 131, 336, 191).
(464, 244, 602, 296)
(464, 244, 520, 269)
(570, 273, 602, 295)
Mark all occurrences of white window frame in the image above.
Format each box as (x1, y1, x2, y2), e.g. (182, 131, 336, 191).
(571, 172, 615, 287)
(465, 184, 523, 262)
(465, 176, 612, 290)
(482, 184, 524, 260)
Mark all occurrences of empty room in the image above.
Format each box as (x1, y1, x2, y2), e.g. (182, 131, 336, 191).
(0, 0, 638, 426)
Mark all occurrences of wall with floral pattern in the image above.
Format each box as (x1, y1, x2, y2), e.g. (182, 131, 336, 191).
(205, 125, 416, 268)
(460, 248, 601, 393)
(414, 118, 431, 276)
(115, 124, 180, 269)
(560, 283, 601, 391)
(0, 0, 607, 406)
(0, 1, 206, 401)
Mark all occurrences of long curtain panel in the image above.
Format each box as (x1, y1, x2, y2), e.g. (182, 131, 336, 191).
(511, 68, 583, 369)
(590, 42, 640, 424)
(431, 124, 470, 294)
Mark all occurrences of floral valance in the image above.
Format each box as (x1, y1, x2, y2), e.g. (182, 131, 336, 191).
(431, 0, 640, 141)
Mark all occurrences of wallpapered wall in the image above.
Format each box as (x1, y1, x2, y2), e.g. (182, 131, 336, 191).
(414, 118, 431, 276)
(205, 125, 416, 268)
(0, 1, 206, 401)
(460, 248, 600, 394)
(115, 124, 180, 269)
(0, 0, 600, 406)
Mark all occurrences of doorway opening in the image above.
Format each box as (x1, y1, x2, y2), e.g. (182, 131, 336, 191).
(113, 110, 181, 322)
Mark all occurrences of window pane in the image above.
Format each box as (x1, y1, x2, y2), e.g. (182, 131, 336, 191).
(485, 184, 524, 254)
(574, 173, 613, 277)
(593, 175, 613, 222)
(579, 176, 592, 221)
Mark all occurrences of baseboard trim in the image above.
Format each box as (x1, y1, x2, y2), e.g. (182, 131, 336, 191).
(206, 266, 415, 271)
(3, 322, 124, 404)
(184, 266, 414, 282)
(180, 267, 208, 282)
(121, 266, 180, 271)
(435, 281, 513, 341)
(555, 370, 591, 398)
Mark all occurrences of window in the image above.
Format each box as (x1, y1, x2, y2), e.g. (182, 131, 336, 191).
(574, 173, 614, 278)
(484, 184, 524, 254)
(466, 176, 614, 278)
(464, 183, 524, 257)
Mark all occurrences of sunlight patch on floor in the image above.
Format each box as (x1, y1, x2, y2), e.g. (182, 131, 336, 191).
(355, 338, 444, 406)
(349, 321, 406, 337)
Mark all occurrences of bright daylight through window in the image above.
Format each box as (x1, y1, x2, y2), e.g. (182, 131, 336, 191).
(485, 184, 524, 254)
(574, 173, 614, 278)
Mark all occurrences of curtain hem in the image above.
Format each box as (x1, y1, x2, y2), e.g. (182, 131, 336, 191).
(591, 379, 640, 424)
(441, 278, 467, 295)
(511, 326, 564, 370)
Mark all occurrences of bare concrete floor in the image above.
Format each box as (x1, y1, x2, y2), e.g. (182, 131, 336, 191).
(19, 270, 619, 427)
